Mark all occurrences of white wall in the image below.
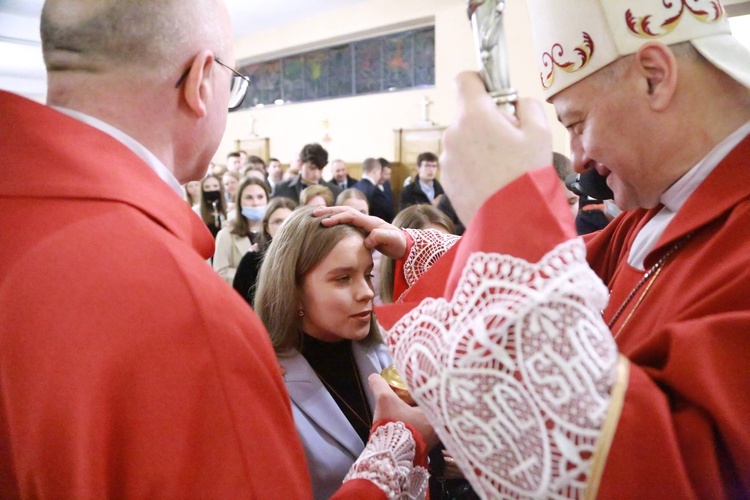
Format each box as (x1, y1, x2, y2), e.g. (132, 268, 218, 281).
(218, 0, 570, 166)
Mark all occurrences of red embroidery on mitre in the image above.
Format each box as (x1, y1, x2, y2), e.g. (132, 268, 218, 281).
(540, 32, 595, 90)
(626, 0, 724, 38)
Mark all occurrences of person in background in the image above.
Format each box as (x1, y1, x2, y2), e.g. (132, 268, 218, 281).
(353, 158, 394, 223)
(225, 151, 242, 173)
(196, 174, 227, 239)
(399, 152, 444, 211)
(238, 150, 248, 167)
(233, 196, 297, 306)
(336, 188, 369, 215)
(274, 143, 341, 203)
(267, 157, 284, 194)
(254, 208, 407, 500)
(332, 159, 359, 191)
(221, 170, 239, 208)
(241, 165, 271, 197)
(283, 161, 301, 182)
(552, 152, 580, 218)
(183, 180, 201, 208)
(210, 162, 227, 177)
(300, 184, 334, 208)
(378, 158, 395, 213)
(245, 155, 267, 174)
(213, 177, 269, 285)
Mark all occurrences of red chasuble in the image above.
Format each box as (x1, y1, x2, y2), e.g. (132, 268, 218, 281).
(0, 91, 312, 497)
(377, 140, 750, 498)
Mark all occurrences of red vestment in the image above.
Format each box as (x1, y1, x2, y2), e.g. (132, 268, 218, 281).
(378, 138, 750, 498)
(0, 91, 427, 498)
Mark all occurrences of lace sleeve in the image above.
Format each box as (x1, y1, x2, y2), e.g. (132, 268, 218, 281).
(384, 238, 624, 498)
(402, 228, 460, 289)
(342, 421, 428, 499)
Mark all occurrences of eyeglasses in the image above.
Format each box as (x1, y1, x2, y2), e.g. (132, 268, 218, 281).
(175, 57, 250, 110)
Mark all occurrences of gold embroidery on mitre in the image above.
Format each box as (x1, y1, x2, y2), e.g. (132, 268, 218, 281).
(540, 32, 595, 90)
(626, 0, 725, 38)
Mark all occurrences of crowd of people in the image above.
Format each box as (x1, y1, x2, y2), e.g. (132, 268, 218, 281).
(3, 0, 749, 498)
(194, 145, 471, 313)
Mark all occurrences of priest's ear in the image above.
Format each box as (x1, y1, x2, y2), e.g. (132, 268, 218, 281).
(180, 50, 216, 118)
(634, 42, 678, 111)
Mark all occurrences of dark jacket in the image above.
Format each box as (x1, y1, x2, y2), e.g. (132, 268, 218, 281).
(352, 178, 394, 223)
(272, 174, 341, 203)
(333, 175, 359, 191)
(399, 178, 444, 211)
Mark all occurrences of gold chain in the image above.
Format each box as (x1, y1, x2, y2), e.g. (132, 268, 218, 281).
(608, 233, 693, 339)
(313, 351, 372, 429)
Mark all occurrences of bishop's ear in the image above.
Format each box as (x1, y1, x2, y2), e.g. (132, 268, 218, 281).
(634, 42, 678, 111)
(181, 50, 216, 118)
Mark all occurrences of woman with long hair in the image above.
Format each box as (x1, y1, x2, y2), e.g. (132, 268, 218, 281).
(213, 177, 270, 285)
(233, 196, 297, 305)
(194, 174, 227, 239)
(254, 207, 390, 500)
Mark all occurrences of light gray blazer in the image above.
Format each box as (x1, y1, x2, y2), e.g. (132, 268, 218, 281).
(279, 341, 392, 500)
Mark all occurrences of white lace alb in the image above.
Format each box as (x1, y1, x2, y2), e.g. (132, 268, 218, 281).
(386, 237, 619, 499)
(343, 422, 428, 499)
(402, 228, 460, 293)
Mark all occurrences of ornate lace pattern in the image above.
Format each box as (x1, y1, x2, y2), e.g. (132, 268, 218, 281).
(385, 239, 618, 498)
(402, 228, 460, 290)
(343, 422, 429, 499)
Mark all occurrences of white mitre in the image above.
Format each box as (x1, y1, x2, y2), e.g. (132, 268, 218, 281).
(526, 0, 750, 99)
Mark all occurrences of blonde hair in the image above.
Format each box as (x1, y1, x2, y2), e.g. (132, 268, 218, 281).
(299, 184, 334, 207)
(336, 188, 368, 207)
(380, 205, 455, 304)
(254, 207, 381, 353)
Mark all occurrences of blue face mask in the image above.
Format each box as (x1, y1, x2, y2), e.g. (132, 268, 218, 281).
(241, 205, 267, 222)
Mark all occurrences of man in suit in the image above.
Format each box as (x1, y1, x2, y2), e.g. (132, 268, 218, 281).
(273, 143, 341, 203)
(399, 151, 445, 211)
(353, 157, 395, 223)
(331, 159, 359, 191)
(378, 157, 396, 215)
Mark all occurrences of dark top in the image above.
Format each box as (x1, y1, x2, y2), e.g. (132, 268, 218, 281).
(232, 249, 265, 306)
(300, 336, 372, 444)
(352, 178, 395, 223)
(272, 174, 342, 203)
(436, 195, 465, 236)
(333, 175, 359, 191)
(399, 178, 445, 211)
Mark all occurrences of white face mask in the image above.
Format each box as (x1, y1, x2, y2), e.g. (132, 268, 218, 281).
(241, 205, 267, 222)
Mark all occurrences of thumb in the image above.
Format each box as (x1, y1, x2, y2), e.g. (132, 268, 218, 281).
(368, 373, 390, 397)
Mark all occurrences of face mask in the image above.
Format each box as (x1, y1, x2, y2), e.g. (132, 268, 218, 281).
(242, 205, 267, 222)
(202, 190, 221, 203)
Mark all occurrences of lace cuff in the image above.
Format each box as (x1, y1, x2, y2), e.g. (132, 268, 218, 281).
(343, 421, 428, 499)
(402, 228, 460, 288)
(385, 238, 621, 498)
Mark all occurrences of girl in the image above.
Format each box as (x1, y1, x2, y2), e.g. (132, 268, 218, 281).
(254, 207, 390, 500)
(233, 196, 297, 305)
(213, 177, 269, 285)
(194, 174, 227, 239)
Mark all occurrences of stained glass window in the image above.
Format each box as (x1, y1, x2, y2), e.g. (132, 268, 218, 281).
(235, 26, 434, 110)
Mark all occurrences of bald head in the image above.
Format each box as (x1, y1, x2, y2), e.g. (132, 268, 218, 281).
(41, 0, 230, 78)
